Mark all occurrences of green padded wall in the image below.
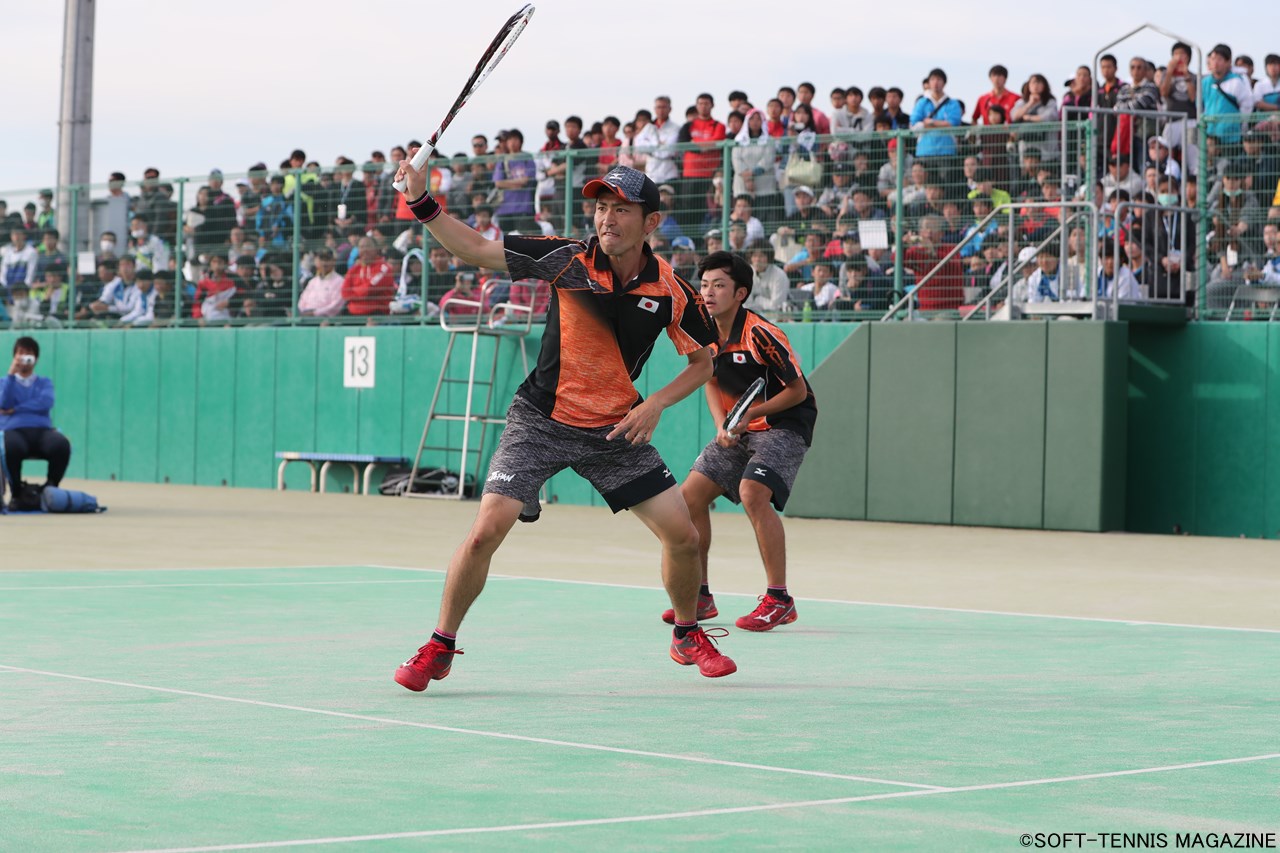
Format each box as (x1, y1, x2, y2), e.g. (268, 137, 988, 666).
(1126, 323, 1280, 539)
(952, 322, 1047, 529)
(0, 324, 849, 506)
(85, 333, 125, 481)
(1044, 322, 1127, 532)
(29, 320, 1262, 539)
(157, 330, 198, 485)
(790, 321, 1129, 534)
(1266, 326, 1280, 539)
(1193, 324, 1268, 537)
(1126, 325, 1198, 534)
(786, 325, 869, 520)
(865, 323, 957, 525)
(121, 330, 161, 484)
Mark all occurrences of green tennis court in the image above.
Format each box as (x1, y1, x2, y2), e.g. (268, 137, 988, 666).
(2, 556, 1276, 851)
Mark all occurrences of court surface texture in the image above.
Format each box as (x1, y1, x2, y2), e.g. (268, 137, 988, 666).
(3, 481, 1277, 851)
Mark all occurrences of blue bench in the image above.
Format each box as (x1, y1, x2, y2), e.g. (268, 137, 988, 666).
(275, 452, 408, 495)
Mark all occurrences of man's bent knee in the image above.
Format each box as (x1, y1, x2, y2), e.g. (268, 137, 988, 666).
(680, 472, 721, 511)
(460, 495, 522, 556)
(740, 481, 776, 517)
(663, 518, 700, 558)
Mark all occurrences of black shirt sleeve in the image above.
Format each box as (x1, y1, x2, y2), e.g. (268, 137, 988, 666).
(503, 235, 584, 286)
(672, 273, 718, 351)
(749, 324, 800, 383)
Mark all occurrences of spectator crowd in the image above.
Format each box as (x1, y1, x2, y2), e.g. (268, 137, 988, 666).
(5, 40, 1280, 328)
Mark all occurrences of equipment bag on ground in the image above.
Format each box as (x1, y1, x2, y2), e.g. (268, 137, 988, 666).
(41, 486, 107, 513)
(379, 466, 475, 497)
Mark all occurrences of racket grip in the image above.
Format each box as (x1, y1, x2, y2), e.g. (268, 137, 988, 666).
(393, 143, 437, 193)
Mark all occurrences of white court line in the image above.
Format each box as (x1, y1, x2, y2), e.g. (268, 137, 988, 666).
(0, 579, 447, 592)
(0, 564, 403, 575)
(0, 665, 941, 791)
(10, 562, 1279, 635)
(114, 752, 1280, 852)
(366, 565, 1280, 636)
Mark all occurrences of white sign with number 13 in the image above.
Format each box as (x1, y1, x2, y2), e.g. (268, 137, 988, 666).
(343, 337, 376, 389)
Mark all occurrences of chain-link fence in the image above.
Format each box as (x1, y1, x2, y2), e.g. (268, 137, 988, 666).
(4, 110, 1280, 329)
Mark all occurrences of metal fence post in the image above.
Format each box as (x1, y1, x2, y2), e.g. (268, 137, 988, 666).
(559, 150, 573, 238)
(420, 223, 430, 324)
(562, 148, 574, 237)
(67, 184, 79, 325)
(1084, 120, 1096, 308)
(173, 178, 185, 324)
(1197, 116, 1210, 314)
(893, 130, 906, 312)
(291, 168, 303, 325)
(721, 139, 732, 240)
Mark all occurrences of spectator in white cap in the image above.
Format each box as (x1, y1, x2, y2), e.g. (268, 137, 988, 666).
(704, 227, 723, 254)
(1146, 135, 1182, 180)
(670, 235, 698, 280)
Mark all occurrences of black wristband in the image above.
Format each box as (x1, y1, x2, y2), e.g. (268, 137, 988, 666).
(408, 192, 443, 224)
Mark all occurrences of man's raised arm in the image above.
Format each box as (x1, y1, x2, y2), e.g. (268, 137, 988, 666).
(396, 157, 508, 272)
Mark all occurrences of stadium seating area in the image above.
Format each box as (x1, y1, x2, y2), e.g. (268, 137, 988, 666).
(3, 44, 1280, 328)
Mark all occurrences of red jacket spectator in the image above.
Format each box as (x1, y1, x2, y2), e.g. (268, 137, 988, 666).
(973, 89, 1019, 125)
(192, 258, 238, 319)
(682, 96, 727, 179)
(341, 239, 396, 315)
(507, 279, 551, 317)
(440, 274, 481, 316)
(905, 219, 964, 310)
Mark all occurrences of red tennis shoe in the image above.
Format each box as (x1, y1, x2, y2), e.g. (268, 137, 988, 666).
(669, 627, 737, 677)
(735, 594, 798, 631)
(394, 639, 461, 692)
(661, 593, 718, 624)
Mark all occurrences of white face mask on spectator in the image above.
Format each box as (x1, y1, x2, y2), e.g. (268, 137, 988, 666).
(131, 229, 146, 240)
(100, 239, 115, 254)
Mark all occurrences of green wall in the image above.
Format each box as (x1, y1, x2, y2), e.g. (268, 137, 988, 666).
(1126, 324, 1280, 539)
(0, 324, 850, 503)
(788, 322, 1129, 533)
(17, 320, 1278, 539)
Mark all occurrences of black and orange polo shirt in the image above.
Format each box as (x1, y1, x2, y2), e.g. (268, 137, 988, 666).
(504, 234, 717, 429)
(712, 306, 817, 445)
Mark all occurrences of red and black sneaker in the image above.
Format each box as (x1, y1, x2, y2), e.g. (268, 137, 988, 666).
(661, 593, 718, 625)
(669, 627, 737, 678)
(394, 639, 462, 692)
(734, 594, 798, 632)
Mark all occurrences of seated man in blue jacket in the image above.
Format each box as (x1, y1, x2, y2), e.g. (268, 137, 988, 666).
(1, 336, 72, 499)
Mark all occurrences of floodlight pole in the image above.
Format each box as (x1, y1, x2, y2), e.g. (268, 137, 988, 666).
(56, 0, 95, 259)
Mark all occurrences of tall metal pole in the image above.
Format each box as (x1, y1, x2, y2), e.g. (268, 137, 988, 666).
(56, 0, 95, 259)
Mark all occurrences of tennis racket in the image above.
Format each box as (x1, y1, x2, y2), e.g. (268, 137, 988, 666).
(723, 378, 766, 432)
(392, 4, 536, 193)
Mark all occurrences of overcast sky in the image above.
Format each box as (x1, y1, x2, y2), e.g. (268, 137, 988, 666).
(2, 1, 1268, 201)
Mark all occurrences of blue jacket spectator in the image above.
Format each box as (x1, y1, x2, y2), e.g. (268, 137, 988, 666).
(1, 336, 73, 491)
(910, 69, 964, 158)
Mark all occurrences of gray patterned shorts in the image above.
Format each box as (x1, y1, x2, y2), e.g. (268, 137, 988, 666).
(483, 394, 676, 520)
(690, 428, 809, 511)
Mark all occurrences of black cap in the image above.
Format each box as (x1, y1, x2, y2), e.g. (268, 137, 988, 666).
(582, 166, 661, 214)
